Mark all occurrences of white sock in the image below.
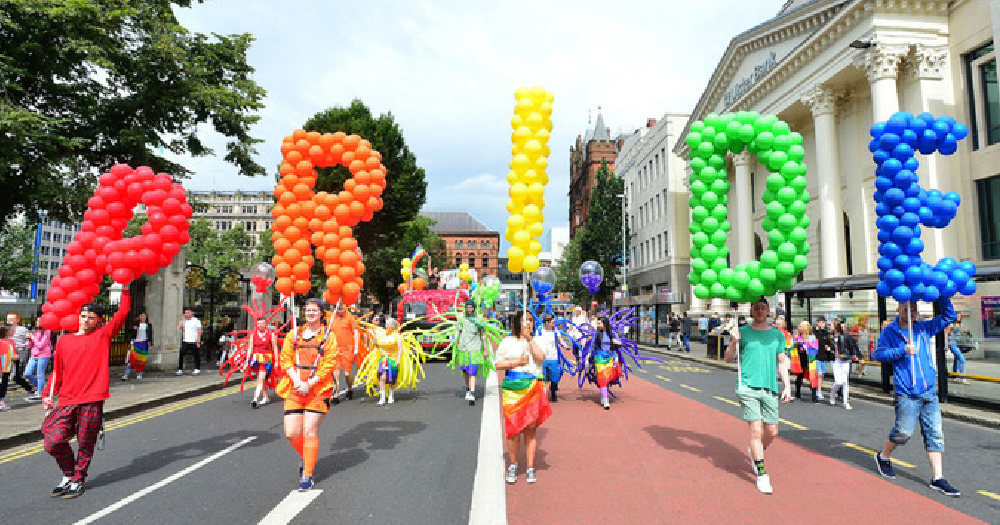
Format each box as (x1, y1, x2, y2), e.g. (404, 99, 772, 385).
(379, 390, 386, 403)
(842, 383, 849, 404)
(388, 389, 394, 401)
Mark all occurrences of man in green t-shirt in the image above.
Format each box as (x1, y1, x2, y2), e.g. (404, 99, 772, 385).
(725, 297, 791, 495)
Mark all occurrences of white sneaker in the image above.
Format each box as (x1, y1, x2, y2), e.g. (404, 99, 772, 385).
(377, 396, 386, 406)
(464, 391, 475, 402)
(121, 373, 129, 381)
(829, 396, 836, 406)
(756, 474, 773, 494)
(136, 373, 143, 379)
(259, 397, 269, 406)
(816, 392, 824, 400)
(506, 464, 518, 484)
(601, 398, 610, 410)
(192, 369, 201, 375)
(387, 392, 394, 404)
(0, 400, 9, 411)
(844, 403, 852, 410)
(175, 370, 184, 376)
(526, 467, 537, 483)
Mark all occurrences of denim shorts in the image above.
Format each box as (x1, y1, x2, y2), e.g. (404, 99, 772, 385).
(889, 390, 944, 452)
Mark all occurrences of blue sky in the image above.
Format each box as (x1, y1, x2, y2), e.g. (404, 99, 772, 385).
(171, 0, 787, 249)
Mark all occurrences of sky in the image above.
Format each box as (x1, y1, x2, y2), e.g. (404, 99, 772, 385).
(171, 0, 789, 250)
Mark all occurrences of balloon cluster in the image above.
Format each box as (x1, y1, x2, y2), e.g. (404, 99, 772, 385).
(400, 257, 412, 281)
(579, 261, 603, 293)
(458, 263, 471, 289)
(272, 129, 387, 306)
(38, 165, 193, 331)
(871, 112, 976, 303)
(505, 86, 553, 274)
(531, 266, 555, 297)
(250, 262, 276, 294)
(685, 112, 811, 303)
(475, 275, 502, 308)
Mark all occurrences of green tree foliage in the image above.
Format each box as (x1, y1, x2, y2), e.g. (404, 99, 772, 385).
(0, 219, 36, 294)
(578, 159, 627, 305)
(0, 0, 267, 225)
(185, 218, 253, 278)
(364, 216, 447, 308)
(300, 100, 430, 306)
(554, 233, 586, 303)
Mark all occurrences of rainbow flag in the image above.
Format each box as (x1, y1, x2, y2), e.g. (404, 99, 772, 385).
(410, 245, 427, 268)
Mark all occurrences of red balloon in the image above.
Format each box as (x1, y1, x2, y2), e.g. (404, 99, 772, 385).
(153, 174, 172, 192)
(162, 197, 181, 215)
(143, 233, 162, 249)
(95, 225, 116, 237)
(159, 225, 179, 243)
(58, 266, 74, 278)
(61, 276, 80, 291)
(90, 208, 111, 225)
(67, 254, 87, 270)
(148, 211, 168, 228)
(46, 287, 66, 301)
(81, 221, 96, 232)
(66, 241, 84, 255)
(67, 290, 88, 305)
(127, 182, 144, 201)
(53, 300, 72, 317)
(76, 268, 97, 284)
(143, 189, 167, 207)
(138, 248, 156, 266)
(112, 268, 134, 284)
(106, 201, 127, 218)
(178, 231, 190, 245)
(98, 173, 117, 187)
(141, 222, 153, 235)
(60, 315, 79, 332)
(162, 242, 180, 256)
(168, 214, 187, 230)
(108, 250, 127, 268)
(110, 164, 133, 178)
(38, 313, 59, 330)
(87, 196, 106, 210)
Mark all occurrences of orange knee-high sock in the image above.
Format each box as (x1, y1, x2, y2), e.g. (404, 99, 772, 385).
(288, 434, 305, 458)
(302, 435, 320, 477)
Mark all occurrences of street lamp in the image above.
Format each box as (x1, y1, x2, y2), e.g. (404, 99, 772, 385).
(617, 193, 628, 297)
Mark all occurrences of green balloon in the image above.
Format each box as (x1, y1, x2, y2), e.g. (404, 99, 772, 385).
(789, 227, 808, 244)
(765, 201, 785, 220)
(768, 229, 786, 246)
(800, 189, 811, 202)
(777, 187, 797, 205)
(790, 175, 807, 192)
(713, 134, 729, 150)
(689, 221, 703, 234)
(685, 133, 702, 149)
(738, 111, 759, 125)
(720, 220, 731, 233)
(760, 250, 779, 268)
(779, 161, 799, 180)
(799, 215, 811, 230)
(789, 131, 803, 145)
(747, 140, 759, 155)
(690, 121, 705, 133)
(702, 269, 718, 285)
(689, 270, 701, 285)
(700, 125, 716, 141)
(777, 213, 798, 232)
(700, 166, 717, 182)
(692, 205, 709, 222)
(775, 277, 795, 290)
(778, 242, 797, 260)
(765, 173, 785, 192)
(745, 263, 760, 279)
(701, 244, 719, 261)
(725, 120, 742, 138)
(689, 195, 701, 208)
(768, 151, 789, 170)
(776, 261, 796, 279)
(773, 134, 792, 152)
(754, 115, 777, 134)
(748, 278, 766, 297)
(710, 282, 727, 297)
(739, 124, 755, 142)
(756, 131, 775, 150)
(691, 257, 708, 272)
(757, 150, 772, 165)
(711, 258, 728, 272)
(711, 179, 730, 194)
(760, 268, 777, 285)
(708, 154, 726, 170)
(788, 200, 807, 218)
(701, 191, 719, 209)
(726, 286, 742, 301)
(692, 231, 709, 247)
(800, 241, 811, 255)
(690, 180, 707, 197)
(690, 157, 708, 172)
(788, 145, 805, 162)
(719, 268, 735, 286)
(761, 217, 776, 232)
(734, 270, 751, 288)
(696, 142, 714, 158)
(702, 216, 720, 233)
(729, 139, 745, 154)
(710, 230, 728, 246)
(711, 204, 729, 221)
(793, 254, 809, 272)
(771, 121, 791, 136)
(690, 246, 700, 260)
(705, 114, 721, 129)
(694, 284, 710, 299)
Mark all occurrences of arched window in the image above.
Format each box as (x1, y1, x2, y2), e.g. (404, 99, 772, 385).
(455, 253, 463, 266)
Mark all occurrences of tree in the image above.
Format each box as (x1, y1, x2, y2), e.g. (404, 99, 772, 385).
(0, 0, 267, 226)
(0, 219, 36, 294)
(185, 218, 253, 277)
(364, 216, 447, 308)
(578, 159, 627, 304)
(554, 233, 586, 303)
(299, 100, 430, 305)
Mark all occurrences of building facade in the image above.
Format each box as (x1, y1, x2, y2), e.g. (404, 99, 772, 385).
(0, 215, 80, 302)
(673, 0, 1000, 354)
(422, 211, 501, 278)
(187, 190, 274, 255)
(569, 108, 618, 237)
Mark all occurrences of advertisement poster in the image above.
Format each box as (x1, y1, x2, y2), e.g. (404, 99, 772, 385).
(981, 296, 1000, 338)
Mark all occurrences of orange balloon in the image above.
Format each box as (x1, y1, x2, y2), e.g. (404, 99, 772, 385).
(337, 190, 352, 205)
(322, 219, 338, 233)
(295, 139, 311, 155)
(364, 156, 380, 170)
(339, 237, 358, 251)
(278, 191, 296, 206)
(349, 159, 366, 173)
(370, 184, 383, 197)
(300, 200, 316, 218)
(303, 255, 315, 267)
(355, 143, 371, 158)
(275, 277, 293, 295)
(319, 133, 337, 149)
(273, 237, 291, 253)
(308, 218, 323, 233)
(397, 283, 408, 295)
(355, 171, 371, 185)
(338, 266, 356, 282)
(292, 217, 310, 231)
(341, 151, 355, 165)
(271, 203, 286, 218)
(315, 246, 326, 260)
(349, 200, 365, 218)
(340, 250, 359, 267)
(284, 225, 301, 241)
(292, 129, 308, 141)
(354, 184, 371, 201)
(329, 144, 344, 164)
(342, 134, 360, 151)
(285, 150, 303, 165)
(367, 196, 383, 212)
(275, 262, 292, 278)
(279, 162, 294, 176)
(273, 215, 292, 232)
(293, 279, 311, 294)
(334, 204, 351, 223)
(413, 277, 426, 290)
(295, 160, 314, 177)
(356, 261, 365, 276)
(323, 233, 340, 248)
(342, 282, 361, 305)
(284, 248, 302, 265)
(293, 262, 311, 280)
(331, 131, 347, 142)
(285, 203, 301, 218)
(344, 179, 356, 193)
(324, 262, 338, 276)
(306, 131, 321, 144)
(338, 225, 353, 238)
(326, 248, 341, 263)
(314, 205, 331, 220)
(293, 238, 310, 252)
(325, 289, 340, 305)
(309, 145, 325, 164)
(280, 142, 295, 156)
(326, 276, 343, 294)
(310, 230, 325, 246)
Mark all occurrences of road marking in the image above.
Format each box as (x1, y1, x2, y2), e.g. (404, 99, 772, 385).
(658, 365, 710, 373)
(841, 443, 915, 468)
(978, 490, 1000, 502)
(655, 375, 672, 382)
(74, 436, 256, 525)
(713, 396, 740, 406)
(469, 370, 506, 525)
(680, 384, 701, 392)
(779, 419, 808, 431)
(0, 387, 238, 465)
(259, 489, 325, 524)
(636, 368, 648, 373)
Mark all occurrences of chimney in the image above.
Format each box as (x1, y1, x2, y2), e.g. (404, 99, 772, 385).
(646, 118, 657, 128)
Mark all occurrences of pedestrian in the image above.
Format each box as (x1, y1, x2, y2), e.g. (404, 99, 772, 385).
(872, 299, 960, 497)
(249, 316, 280, 408)
(0, 326, 17, 411)
(707, 313, 721, 334)
(24, 326, 53, 401)
(329, 303, 360, 403)
(5, 313, 37, 398)
(813, 317, 835, 400)
(791, 321, 819, 402)
(724, 297, 792, 495)
(681, 312, 693, 353)
(945, 319, 969, 385)
(668, 313, 680, 350)
(496, 309, 551, 485)
(42, 290, 131, 498)
(850, 319, 872, 377)
(698, 315, 709, 343)
(276, 298, 337, 492)
(829, 320, 860, 410)
(121, 312, 153, 381)
(176, 308, 203, 375)
(451, 299, 490, 406)
(538, 314, 566, 402)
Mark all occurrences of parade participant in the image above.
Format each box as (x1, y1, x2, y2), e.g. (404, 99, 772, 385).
(454, 299, 489, 405)
(0, 326, 16, 411)
(355, 318, 428, 406)
(590, 317, 621, 410)
(945, 318, 969, 384)
(829, 320, 860, 409)
(538, 314, 566, 402)
(121, 312, 153, 381)
(249, 316, 280, 408)
(790, 321, 819, 402)
(813, 317, 835, 400)
(329, 303, 359, 403)
(5, 313, 36, 397)
(724, 297, 791, 495)
(42, 289, 131, 499)
(25, 326, 53, 401)
(275, 298, 338, 491)
(496, 309, 550, 484)
(872, 299, 960, 497)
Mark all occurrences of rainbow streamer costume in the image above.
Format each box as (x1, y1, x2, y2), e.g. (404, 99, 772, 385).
(571, 308, 661, 393)
(790, 335, 820, 388)
(354, 327, 428, 396)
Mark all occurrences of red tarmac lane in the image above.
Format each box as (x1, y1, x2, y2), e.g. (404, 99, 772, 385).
(505, 376, 982, 524)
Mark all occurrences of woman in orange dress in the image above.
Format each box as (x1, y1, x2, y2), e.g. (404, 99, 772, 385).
(275, 298, 338, 491)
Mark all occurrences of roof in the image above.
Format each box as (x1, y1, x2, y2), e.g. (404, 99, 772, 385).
(421, 211, 497, 235)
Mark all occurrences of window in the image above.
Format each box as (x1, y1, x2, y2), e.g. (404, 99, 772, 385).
(663, 231, 669, 257)
(482, 256, 489, 268)
(42, 231, 51, 241)
(242, 205, 256, 214)
(655, 154, 660, 178)
(455, 240, 462, 249)
(53, 234, 62, 243)
(844, 212, 853, 275)
(977, 175, 1000, 259)
(750, 172, 756, 213)
(455, 254, 462, 266)
(468, 257, 476, 268)
(965, 42, 998, 149)
(656, 194, 661, 219)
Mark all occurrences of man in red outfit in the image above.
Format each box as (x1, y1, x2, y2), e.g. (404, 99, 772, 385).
(42, 287, 130, 499)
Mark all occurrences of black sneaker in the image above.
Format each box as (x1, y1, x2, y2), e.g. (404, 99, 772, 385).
(930, 478, 960, 497)
(331, 396, 340, 405)
(874, 452, 896, 479)
(50, 477, 71, 497)
(62, 481, 85, 499)
(346, 389, 353, 400)
(251, 400, 259, 409)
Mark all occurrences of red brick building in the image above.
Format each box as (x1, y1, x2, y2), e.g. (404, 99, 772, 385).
(421, 211, 501, 278)
(569, 108, 618, 237)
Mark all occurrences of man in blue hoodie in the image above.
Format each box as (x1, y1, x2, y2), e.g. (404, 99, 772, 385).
(871, 299, 959, 497)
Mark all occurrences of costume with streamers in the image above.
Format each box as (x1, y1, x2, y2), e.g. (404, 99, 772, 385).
(427, 312, 503, 378)
(276, 324, 338, 414)
(354, 326, 428, 396)
(219, 295, 291, 391)
(572, 308, 660, 393)
(247, 329, 280, 391)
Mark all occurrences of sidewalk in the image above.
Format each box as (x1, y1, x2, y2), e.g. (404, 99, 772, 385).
(0, 366, 231, 449)
(506, 375, 980, 525)
(640, 341, 1000, 430)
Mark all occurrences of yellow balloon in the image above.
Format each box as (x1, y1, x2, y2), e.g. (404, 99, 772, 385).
(534, 128, 550, 142)
(541, 145, 551, 157)
(529, 240, 543, 255)
(512, 230, 531, 248)
(524, 139, 542, 156)
(534, 157, 549, 172)
(527, 182, 545, 201)
(540, 102, 552, 118)
(506, 200, 518, 214)
(521, 169, 538, 183)
(506, 170, 521, 185)
(515, 86, 530, 100)
(523, 204, 541, 222)
(511, 115, 524, 129)
(527, 222, 544, 238)
(508, 214, 526, 230)
(509, 182, 528, 201)
(513, 126, 532, 144)
(510, 154, 530, 171)
(460, 263, 469, 271)
(539, 172, 549, 185)
(504, 228, 515, 242)
(507, 257, 523, 274)
(523, 255, 540, 273)
(545, 92, 554, 103)
(402, 258, 411, 267)
(516, 98, 535, 117)
(526, 113, 544, 128)
(401, 268, 411, 278)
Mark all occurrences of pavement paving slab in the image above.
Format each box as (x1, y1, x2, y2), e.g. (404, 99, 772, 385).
(506, 375, 984, 525)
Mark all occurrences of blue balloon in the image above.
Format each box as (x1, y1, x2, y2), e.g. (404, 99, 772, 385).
(902, 197, 922, 213)
(900, 212, 920, 228)
(886, 114, 909, 134)
(884, 188, 905, 205)
(879, 215, 900, 231)
(952, 123, 969, 140)
(893, 225, 914, 242)
(951, 269, 970, 285)
(885, 269, 905, 287)
(875, 176, 893, 192)
(904, 265, 924, 285)
(917, 112, 936, 125)
(876, 281, 892, 297)
(959, 261, 976, 277)
(880, 133, 901, 151)
(909, 117, 928, 133)
(870, 121, 887, 138)
(960, 280, 978, 295)
(918, 206, 934, 223)
(944, 192, 961, 205)
(940, 115, 957, 127)
(903, 157, 920, 172)
(933, 121, 951, 136)
(877, 256, 894, 271)
(868, 139, 880, 153)
(873, 149, 891, 165)
(894, 254, 912, 268)
(877, 230, 891, 243)
(931, 270, 949, 288)
(939, 141, 958, 156)
(881, 158, 903, 175)
(892, 143, 915, 160)
(923, 285, 941, 302)
(942, 280, 958, 298)
(904, 238, 924, 256)
(902, 129, 919, 147)
(893, 285, 913, 303)
(875, 202, 891, 216)
(880, 242, 902, 258)
(912, 282, 926, 300)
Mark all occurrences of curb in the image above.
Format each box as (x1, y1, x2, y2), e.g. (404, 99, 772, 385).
(0, 381, 229, 450)
(468, 369, 506, 525)
(642, 345, 1000, 431)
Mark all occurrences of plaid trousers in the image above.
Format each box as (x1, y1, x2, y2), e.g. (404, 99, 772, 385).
(41, 401, 104, 482)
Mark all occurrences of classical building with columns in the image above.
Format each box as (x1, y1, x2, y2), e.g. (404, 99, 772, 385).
(671, 0, 1000, 349)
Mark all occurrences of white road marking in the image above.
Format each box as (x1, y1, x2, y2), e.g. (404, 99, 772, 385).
(468, 370, 506, 525)
(259, 489, 325, 524)
(74, 436, 257, 525)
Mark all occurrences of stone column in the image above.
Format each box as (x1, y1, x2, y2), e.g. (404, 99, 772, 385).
(855, 45, 907, 122)
(145, 249, 186, 371)
(802, 86, 846, 278)
(732, 152, 754, 265)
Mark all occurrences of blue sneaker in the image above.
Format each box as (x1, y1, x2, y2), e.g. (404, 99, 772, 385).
(930, 478, 960, 497)
(298, 476, 314, 491)
(874, 452, 896, 479)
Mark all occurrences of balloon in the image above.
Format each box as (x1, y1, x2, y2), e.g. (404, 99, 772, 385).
(506, 86, 554, 275)
(579, 260, 603, 293)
